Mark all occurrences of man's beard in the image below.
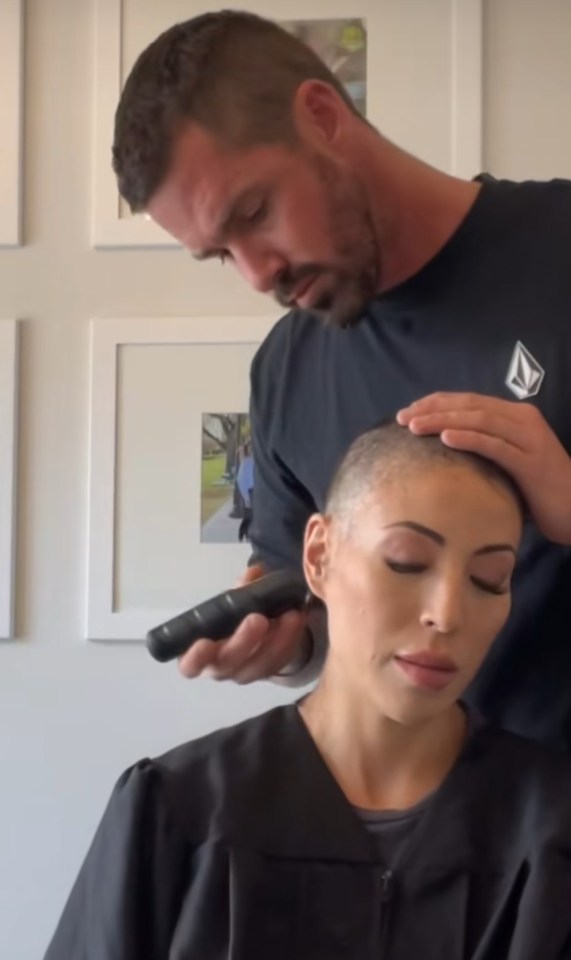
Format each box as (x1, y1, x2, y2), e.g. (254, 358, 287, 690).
(274, 156, 381, 329)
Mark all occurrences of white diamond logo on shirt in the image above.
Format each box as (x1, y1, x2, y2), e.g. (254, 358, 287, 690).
(505, 341, 545, 400)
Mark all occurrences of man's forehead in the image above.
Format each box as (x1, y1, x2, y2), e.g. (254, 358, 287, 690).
(145, 134, 240, 246)
(146, 126, 272, 248)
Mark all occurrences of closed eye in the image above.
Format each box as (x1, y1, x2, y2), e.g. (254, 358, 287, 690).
(385, 560, 427, 574)
(216, 201, 269, 264)
(471, 576, 510, 596)
(238, 199, 268, 228)
(386, 561, 511, 596)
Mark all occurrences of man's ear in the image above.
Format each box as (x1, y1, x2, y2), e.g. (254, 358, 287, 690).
(303, 513, 331, 601)
(292, 79, 346, 147)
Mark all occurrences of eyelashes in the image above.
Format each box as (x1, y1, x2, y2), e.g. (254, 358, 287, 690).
(385, 561, 425, 575)
(470, 577, 509, 596)
(243, 201, 268, 225)
(384, 560, 510, 596)
(216, 200, 270, 266)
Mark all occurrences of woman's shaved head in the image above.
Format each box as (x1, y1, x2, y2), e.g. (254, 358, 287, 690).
(325, 420, 527, 533)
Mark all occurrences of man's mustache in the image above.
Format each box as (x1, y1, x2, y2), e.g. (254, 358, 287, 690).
(273, 265, 324, 306)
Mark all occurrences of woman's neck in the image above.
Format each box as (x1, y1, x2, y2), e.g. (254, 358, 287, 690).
(298, 672, 467, 812)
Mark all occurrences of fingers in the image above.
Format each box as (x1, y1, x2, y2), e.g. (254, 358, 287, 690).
(177, 612, 268, 678)
(234, 563, 266, 587)
(177, 562, 308, 684)
(438, 429, 524, 471)
(397, 392, 515, 421)
(403, 410, 528, 453)
(230, 611, 308, 685)
(177, 609, 308, 684)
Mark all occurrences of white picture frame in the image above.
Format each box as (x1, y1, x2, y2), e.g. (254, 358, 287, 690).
(0, 0, 24, 247)
(92, 0, 483, 248)
(86, 314, 278, 642)
(0, 320, 20, 638)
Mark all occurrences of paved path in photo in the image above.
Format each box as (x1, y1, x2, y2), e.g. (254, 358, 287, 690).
(201, 496, 242, 543)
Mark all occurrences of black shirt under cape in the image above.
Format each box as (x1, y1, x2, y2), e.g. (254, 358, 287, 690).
(44, 703, 571, 959)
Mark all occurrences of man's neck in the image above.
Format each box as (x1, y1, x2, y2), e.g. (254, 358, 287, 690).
(299, 672, 467, 812)
(359, 135, 483, 294)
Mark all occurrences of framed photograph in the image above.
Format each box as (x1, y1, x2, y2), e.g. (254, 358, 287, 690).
(0, 0, 23, 246)
(0, 320, 20, 638)
(280, 18, 368, 117)
(92, 0, 482, 247)
(200, 412, 253, 545)
(86, 314, 277, 642)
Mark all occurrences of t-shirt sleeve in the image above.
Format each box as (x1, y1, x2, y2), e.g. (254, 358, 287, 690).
(247, 357, 316, 573)
(43, 761, 189, 960)
(246, 332, 326, 688)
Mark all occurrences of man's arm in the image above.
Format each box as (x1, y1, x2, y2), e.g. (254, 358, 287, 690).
(247, 381, 327, 687)
(248, 409, 315, 572)
(177, 332, 327, 687)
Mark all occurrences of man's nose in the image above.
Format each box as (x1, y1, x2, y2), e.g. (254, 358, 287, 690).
(232, 242, 286, 295)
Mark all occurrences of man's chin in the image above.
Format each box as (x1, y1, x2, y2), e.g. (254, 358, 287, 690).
(279, 276, 372, 329)
(320, 291, 369, 330)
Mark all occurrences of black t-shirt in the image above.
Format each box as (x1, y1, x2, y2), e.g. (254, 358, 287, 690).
(354, 794, 432, 868)
(248, 176, 571, 751)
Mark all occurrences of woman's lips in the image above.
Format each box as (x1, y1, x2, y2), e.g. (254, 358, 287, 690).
(394, 651, 459, 691)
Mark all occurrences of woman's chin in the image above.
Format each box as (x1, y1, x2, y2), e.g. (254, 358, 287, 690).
(370, 685, 459, 729)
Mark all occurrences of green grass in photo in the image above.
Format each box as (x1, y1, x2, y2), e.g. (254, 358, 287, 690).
(201, 454, 232, 524)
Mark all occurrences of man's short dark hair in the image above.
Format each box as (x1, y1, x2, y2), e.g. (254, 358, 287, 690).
(112, 10, 364, 213)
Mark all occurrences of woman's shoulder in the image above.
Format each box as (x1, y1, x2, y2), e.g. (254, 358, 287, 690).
(476, 713, 571, 783)
(155, 703, 294, 774)
(119, 704, 299, 843)
(469, 711, 571, 843)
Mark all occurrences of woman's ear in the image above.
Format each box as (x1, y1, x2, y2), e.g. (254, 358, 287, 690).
(303, 513, 330, 601)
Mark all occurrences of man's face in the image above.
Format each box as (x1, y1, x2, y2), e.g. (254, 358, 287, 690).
(146, 125, 381, 328)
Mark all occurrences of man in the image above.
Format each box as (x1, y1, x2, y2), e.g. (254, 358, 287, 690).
(112, 12, 571, 749)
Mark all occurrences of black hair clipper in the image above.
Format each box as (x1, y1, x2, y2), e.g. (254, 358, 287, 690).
(146, 569, 310, 663)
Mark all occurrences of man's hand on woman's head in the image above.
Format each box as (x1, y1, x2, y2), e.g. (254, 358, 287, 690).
(397, 392, 571, 544)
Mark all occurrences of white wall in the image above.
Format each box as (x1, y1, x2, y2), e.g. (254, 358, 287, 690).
(0, 1, 569, 958)
(483, 0, 571, 179)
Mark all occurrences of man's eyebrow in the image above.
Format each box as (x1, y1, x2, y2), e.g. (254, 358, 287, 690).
(383, 521, 517, 557)
(191, 186, 262, 261)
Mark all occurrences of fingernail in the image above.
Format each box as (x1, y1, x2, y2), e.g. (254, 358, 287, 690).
(202, 666, 219, 680)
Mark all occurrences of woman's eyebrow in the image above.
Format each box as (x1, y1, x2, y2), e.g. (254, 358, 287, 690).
(383, 521, 443, 545)
(474, 544, 517, 557)
(383, 521, 517, 557)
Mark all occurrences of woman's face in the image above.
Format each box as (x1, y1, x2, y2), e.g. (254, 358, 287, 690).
(303, 463, 523, 726)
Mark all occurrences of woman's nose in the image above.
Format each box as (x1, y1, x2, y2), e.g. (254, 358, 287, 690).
(420, 578, 463, 635)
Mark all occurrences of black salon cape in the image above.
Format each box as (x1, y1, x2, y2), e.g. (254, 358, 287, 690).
(44, 704, 571, 960)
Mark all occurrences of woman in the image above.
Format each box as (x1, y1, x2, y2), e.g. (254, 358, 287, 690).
(44, 423, 571, 960)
